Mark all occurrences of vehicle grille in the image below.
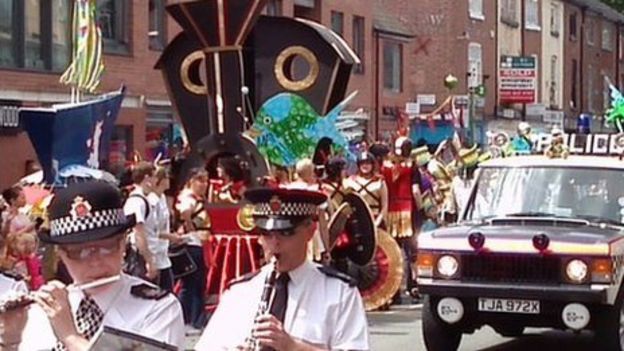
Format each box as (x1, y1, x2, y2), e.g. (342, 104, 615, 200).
(461, 254, 561, 284)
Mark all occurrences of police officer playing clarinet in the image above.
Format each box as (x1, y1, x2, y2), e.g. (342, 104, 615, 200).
(196, 188, 370, 351)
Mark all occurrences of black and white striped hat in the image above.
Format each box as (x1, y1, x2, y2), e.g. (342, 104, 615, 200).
(40, 180, 135, 244)
(244, 187, 326, 232)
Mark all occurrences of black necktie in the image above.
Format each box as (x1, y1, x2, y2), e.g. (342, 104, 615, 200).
(53, 294, 104, 350)
(269, 273, 289, 323)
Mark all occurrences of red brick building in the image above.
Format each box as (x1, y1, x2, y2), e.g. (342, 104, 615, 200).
(0, 0, 179, 188)
(563, 0, 624, 132)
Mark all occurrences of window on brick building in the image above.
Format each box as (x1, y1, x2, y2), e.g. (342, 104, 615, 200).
(148, 0, 166, 51)
(525, 0, 540, 30)
(331, 11, 344, 37)
(265, 0, 283, 16)
(0, 0, 71, 71)
(602, 24, 613, 51)
(550, 2, 560, 37)
(468, 43, 482, 88)
(501, 0, 518, 26)
(97, 0, 130, 54)
(569, 12, 577, 40)
(383, 41, 402, 93)
(571, 58, 578, 109)
(587, 18, 595, 46)
(549, 55, 559, 108)
(145, 107, 185, 163)
(469, 0, 484, 20)
(352, 16, 365, 74)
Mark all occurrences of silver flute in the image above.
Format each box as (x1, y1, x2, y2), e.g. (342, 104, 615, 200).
(0, 275, 120, 313)
(244, 257, 278, 351)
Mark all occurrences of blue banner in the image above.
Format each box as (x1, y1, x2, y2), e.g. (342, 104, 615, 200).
(20, 88, 125, 185)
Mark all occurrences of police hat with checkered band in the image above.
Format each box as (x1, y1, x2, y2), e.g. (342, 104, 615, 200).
(40, 180, 135, 244)
(244, 187, 326, 232)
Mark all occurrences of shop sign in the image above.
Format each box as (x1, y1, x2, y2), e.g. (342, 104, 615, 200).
(417, 94, 436, 106)
(499, 56, 537, 104)
(405, 102, 420, 115)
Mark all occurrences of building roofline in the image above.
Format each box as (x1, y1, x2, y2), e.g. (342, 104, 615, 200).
(565, 0, 624, 24)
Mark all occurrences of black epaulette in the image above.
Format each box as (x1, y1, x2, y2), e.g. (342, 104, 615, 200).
(1, 271, 23, 281)
(317, 266, 357, 287)
(227, 270, 261, 289)
(130, 284, 169, 300)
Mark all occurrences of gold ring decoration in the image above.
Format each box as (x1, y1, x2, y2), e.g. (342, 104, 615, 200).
(180, 50, 207, 95)
(274, 46, 319, 91)
(360, 229, 404, 311)
(237, 204, 255, 231)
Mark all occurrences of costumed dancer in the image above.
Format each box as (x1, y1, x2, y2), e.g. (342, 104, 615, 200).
(382, 136, 422, 299)
(320, 157, 348, 214)
(345, 152, 387, 228)
(344, 151, 405, 311)
(511, 122, 535, 155)
(545, 127, 570, 159)
(209, 156, 251, 205)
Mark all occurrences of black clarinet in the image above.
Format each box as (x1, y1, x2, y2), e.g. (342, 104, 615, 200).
(244, 258, 278, 351)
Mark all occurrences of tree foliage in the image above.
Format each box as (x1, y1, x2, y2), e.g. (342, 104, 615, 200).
(600, 0, 624, 13)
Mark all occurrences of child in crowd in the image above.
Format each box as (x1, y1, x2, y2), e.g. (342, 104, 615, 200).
(0, 232, 44, 290)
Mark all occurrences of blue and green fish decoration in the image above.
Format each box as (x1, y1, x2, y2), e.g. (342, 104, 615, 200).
(247, 92, 357, 167)
(606, 80, 624, 133)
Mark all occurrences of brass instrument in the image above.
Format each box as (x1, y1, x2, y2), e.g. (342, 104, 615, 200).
(244, 258, 278, 351)
(0, 275, 120, 313)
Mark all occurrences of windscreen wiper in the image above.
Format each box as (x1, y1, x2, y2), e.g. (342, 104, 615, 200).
(575, 215, 624, 227)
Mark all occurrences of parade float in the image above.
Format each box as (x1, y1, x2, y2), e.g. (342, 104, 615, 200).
(155, 0, 382, 309)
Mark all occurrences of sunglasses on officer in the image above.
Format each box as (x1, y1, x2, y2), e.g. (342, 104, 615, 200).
(59, 236, 125, 260)
(256, 218, 313, 237)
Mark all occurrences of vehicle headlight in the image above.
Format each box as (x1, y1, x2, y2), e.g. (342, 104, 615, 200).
(566, 259, 588, 283)
(437, 255, 459, 278)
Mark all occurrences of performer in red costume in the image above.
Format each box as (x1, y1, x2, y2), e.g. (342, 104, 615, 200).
(210, 156, 251, 204)
(382, 136, 422, 300)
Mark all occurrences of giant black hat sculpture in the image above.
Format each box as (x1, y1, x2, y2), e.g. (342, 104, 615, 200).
(156, 0, 359, 183)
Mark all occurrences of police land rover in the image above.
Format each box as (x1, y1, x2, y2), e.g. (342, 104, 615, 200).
(417, 155, 624, 350)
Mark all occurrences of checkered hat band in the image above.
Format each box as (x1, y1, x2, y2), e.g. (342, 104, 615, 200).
(253, 202, 317, 217)
(50, 209, 127, 237)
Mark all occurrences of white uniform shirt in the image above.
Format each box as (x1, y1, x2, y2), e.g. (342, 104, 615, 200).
(19, 273, 185, 350)
(148, 192, 173, 270)
(175, 188, 204, 247)
(0, 272, 28, 299)
(195, 261, 370, 351)
(124, 187, 170, 269)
